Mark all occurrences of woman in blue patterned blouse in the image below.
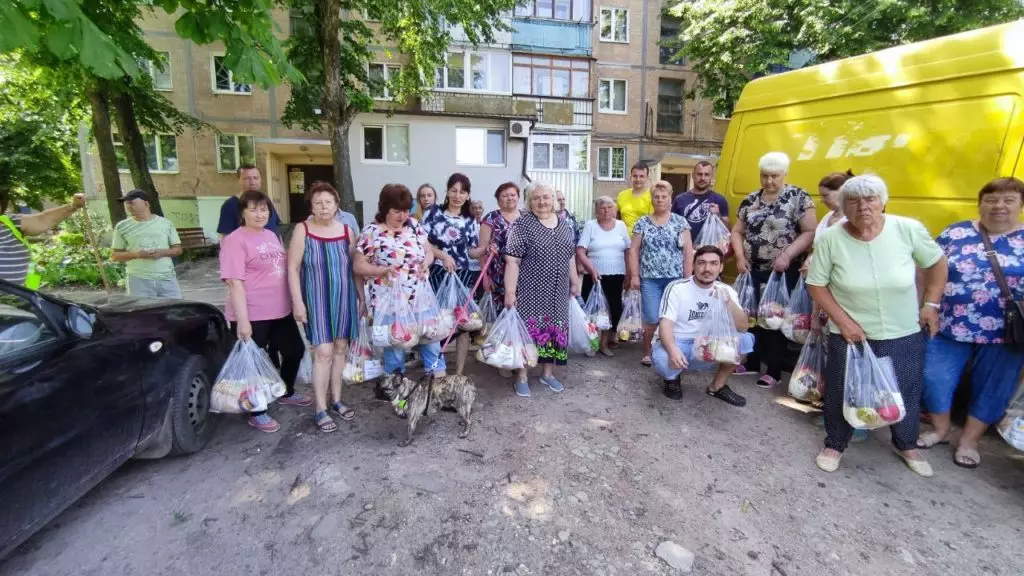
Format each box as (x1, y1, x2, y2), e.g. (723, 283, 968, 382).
(918, 177, 1024, 469)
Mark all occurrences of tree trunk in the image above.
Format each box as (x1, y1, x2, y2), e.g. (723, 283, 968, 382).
(316, 0, 357, 214)
(108, 83, 164, 216)
(87, 87, 126, 223)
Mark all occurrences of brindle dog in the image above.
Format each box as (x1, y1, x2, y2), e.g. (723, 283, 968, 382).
(377, 373, 476, 446)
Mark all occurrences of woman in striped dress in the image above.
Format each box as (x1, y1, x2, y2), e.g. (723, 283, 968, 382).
(288, 181, 362, 433)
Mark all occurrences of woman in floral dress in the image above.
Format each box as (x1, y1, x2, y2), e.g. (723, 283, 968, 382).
(480, 182, 523, 310)
(504, 182, 581, 397)
(730, 152, 817, 388)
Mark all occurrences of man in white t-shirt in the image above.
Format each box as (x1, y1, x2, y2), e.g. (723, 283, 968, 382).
(652, 245, 754, 405)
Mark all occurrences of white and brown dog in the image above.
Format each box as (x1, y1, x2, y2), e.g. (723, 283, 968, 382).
(376, 373, 476, 446)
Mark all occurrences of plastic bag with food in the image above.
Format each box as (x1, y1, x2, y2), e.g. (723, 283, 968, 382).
(757, 271, 789, 330)
(997, 382, 1024, 451)
(412, 279, 454, 343)
(584, 281, 613, 330)
(370, 281, 420, 350)
(343, 316, 385, 383)
(732, 272, 757, 329)
(211, 339, 287, 414)
(476, 306, 538, 369)
(842, 343, 905, 430)
(434, 271, 483, 333)
(568, 297, 600, 354)
(474, 290, 500, 345)
(788, 330, 825, 402)
(782, 275, 813, 343)
(693, 289, 742, 365)
(617, 289, 644, 343)
(694, 215, 732, 257)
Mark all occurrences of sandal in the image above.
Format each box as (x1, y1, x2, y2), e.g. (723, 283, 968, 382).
(641, 355, 652, 367)
(314, 411, 337, 433)
(755, 375, 778, 389)
(706, 385, 746, 407)
(810, 399, 824, 410)
(330, 401, 356, 421)
(599, 347, 615, 357)
(815, 449, 842, 473)
(915, 431, 950, 450)
(953, 446, 981, 469)
(894, 450, 934, 478)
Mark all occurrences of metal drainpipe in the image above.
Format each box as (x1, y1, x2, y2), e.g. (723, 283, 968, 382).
(521, 120, 536, 184)
(638, 0, 650, 162)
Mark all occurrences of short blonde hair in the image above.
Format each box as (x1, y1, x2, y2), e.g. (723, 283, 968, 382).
(839, 174, 889, 207)
(594, 195, 615, 207)
(759, 152, 790, 174)
(652, 180, 673, 195)
(523, 181, 555, 212)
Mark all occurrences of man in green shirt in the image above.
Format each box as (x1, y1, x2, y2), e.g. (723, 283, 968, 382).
(111, 190, 183, 298)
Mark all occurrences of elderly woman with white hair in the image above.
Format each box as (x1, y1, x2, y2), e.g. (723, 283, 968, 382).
(505, 181, 582, 397)
(807, 174, 947, 477)
(577, 195, 632, 356)
(731, 151, 817, 388)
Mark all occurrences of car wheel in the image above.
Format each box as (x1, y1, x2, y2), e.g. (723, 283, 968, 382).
(169, 355, 216, 455)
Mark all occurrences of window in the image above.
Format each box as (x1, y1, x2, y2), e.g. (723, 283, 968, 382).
(113, 134, 179, 173)
(216, 134, 255, 172)
(513, 56, 589, 98)
(212, 56, 251, 94)
(0, 294, 56, 358)
(599, 8, 628, 43)
(140, 52, 172, 90)
(597, 146, 626, 180)
(659, 15, 683, 65)
(455, 128, 505, 166)
(362, 124, 409, 164)
(435, 51, 510, 93)
(368, 63, 402, 99)
(530, 134, 589, 172)
(657, 78, 684, 133)
(598, 78, 627, 113)
(515, 0, 590, 21)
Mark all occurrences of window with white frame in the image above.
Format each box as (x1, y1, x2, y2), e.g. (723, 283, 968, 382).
(212, 56, 251, 94)
(368, 63, 402, 99)
(597, 146, 626, 180)
(140, 52, 172, 91)
(455, 127, 505, 166)
(113, 133, 179, 173)
(362, 124, 410, 164)
(530, 134, 589, 172)
(599, 8, 629, 43)
(515, 0, 591, 21)
(512, 55, 589, 98)
(216, 134, 255, 172)
(598, 78, 627, 113)
(434, 51, 510, 93)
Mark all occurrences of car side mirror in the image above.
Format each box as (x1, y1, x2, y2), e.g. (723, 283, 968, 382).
(66, 305, 95, 339)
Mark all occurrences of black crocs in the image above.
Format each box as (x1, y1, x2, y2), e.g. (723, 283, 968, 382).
(707, 384, 746, 407)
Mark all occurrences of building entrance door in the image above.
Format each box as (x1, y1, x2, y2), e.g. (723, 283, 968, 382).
(663, 173, 690, 201)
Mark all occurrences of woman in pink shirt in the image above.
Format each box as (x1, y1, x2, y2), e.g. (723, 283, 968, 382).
(220, 190, 312, 433)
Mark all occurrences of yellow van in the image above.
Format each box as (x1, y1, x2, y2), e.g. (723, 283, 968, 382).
(716, 21, 1024, 236)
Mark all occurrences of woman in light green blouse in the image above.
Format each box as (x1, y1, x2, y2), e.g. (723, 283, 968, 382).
(806, 175, 948, 478)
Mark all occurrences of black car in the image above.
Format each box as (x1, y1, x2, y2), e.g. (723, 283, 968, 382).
(0, 280, 232, 558)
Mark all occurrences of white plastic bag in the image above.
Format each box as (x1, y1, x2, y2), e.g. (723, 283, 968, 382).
(693, 289, 742, 365)
(997, 382, 1024, 451)
(568, 297, 600, 354)
(210, 340, 287, 414)
(371, 281, 420, 349)
(476, 307, 538, 369)
(343, 316, 384, 383)
(297, 348, 313, 384)
(584, 281, 612, 330)
(694, 216, 732, 257)
(782, 275, 813, 344)
(842, 343, 905, 430)
(439, 272, 484, 332)
(757, 271, 789, 330)
(617, 289, 643, 343)
(732, 272, 757, 329)
(413, 279, 454, 343)
(788, 330, 825, 402)
(474, 290, 499, 345)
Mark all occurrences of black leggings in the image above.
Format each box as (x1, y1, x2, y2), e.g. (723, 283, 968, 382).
(581, 274, 625, 329)
(230, 315, 305, 416)
(744, 265, 802, 380)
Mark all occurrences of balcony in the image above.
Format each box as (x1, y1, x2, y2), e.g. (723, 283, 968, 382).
(418, 92, 538, 119)
(511, 19, 592, 56)
(518, 95, 593, 130)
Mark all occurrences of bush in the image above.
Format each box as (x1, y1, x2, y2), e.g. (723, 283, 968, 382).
(31, 210, 125, 288)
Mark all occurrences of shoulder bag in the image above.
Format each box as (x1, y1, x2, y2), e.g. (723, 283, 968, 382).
(979, 224, 1024, 351)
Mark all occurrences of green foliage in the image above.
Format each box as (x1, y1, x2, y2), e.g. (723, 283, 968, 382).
(31, 209, 125, 288)
(667, 0, 1024, 117)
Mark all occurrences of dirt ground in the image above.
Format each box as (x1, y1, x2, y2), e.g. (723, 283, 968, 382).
(3, 345, 1023, 576)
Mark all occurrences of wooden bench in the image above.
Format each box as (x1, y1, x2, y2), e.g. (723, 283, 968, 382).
(177, 227, 213, 254)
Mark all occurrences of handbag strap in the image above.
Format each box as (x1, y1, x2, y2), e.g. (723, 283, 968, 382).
(979, 224, 1016, 304)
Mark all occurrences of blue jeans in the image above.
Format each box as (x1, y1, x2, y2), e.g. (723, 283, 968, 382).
(921, 334, 1024, 424)
(640, 277, 676, 325)
(652, 333, 756, 380)
(382, 342, 446, 375)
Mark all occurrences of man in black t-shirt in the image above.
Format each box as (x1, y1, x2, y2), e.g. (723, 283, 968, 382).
(670, 161, 730, 241)
(216, 164, 281, 238)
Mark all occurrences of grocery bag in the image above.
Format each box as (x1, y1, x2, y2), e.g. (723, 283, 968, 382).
(617, 289, 643, 343)
(756, 271, 790, 331)
(476, 306, 538, 369)
(694, 215, 732, 257)
(474, 290, 499, 345)
(693, 288, 742, 365)
(584, 281, 613, 330)
(343, 316, 385, 384)
(437, 272, 484, 332)
(210, 339, 287, 414)
(997, 381, 1024, 451)
(842, 343, 905, 430)
(413, 278, 454, 343)
(788, 330, 825, 402)
(297, 348, 313, 384)
(782, 275, 813, 344)
(732, 272, 757, 329)
(568, 297, 600, 354)
(370, 281, 420, 350)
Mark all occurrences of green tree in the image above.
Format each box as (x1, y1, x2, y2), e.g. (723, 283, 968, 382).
(666, 0, 1024, 117)
(281, 0, 517, 213)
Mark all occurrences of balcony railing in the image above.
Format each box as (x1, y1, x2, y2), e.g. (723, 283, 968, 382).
(511, 18, 593, 56)
(516, 95, 593, 129)
(418, 92, 539, 119)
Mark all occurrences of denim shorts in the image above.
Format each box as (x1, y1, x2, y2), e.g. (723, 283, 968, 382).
(921, 333, 1024, 424)
(383, 342, 446, 375)
(127, 276, 182, 298)
(652, 333, 756, 380)
(640, 277, 675, 325)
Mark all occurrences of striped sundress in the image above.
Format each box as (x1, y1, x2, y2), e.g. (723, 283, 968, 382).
(300, 222, 358, 346)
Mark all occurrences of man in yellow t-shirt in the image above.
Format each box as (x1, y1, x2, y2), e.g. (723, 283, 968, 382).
(616, 162, 653, 233)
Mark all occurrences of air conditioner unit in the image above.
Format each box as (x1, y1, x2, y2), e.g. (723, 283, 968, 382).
(508, 120, 530, 138)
